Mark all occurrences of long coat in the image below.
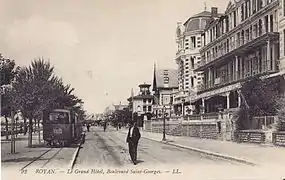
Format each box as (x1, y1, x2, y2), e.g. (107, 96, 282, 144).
(126, 126, 141, 144)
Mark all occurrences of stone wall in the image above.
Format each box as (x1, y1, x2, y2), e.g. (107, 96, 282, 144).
(234, 130, 266, 144)
(145, 120, 219, 139)
(272, 131, 285, 147)
(182, 122, 218, 139)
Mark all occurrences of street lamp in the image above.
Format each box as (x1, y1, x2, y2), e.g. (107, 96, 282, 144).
(162, 105, 166, 141)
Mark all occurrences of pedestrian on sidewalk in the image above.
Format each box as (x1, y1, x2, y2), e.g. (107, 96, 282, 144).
(126, 121, 141, 165)
(87, 124, 90, 132)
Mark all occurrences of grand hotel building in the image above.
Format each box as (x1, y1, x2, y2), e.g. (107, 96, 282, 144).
(188, 0, 283, 115)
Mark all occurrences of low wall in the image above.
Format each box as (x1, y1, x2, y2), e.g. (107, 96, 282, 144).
(234, 130, 266, 144)
(272, 131, 285, 147)
(145, 120, 219, 139)
(182, 122, 218, 139)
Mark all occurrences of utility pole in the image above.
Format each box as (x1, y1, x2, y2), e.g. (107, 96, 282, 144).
(10, 110, 15, 154)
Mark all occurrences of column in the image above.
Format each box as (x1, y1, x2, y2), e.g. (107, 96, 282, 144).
(239, 56, 243, 79)
(238, 92, 241, 108)
(235, 56, 239, 80)
(208, 68, 212, 88)
(202, 98, 205, 114)
(267, 40, 271, 70)
(226, 92, 230, 110)
(272, 43, 276, 71)
(268, 14, 271, 32)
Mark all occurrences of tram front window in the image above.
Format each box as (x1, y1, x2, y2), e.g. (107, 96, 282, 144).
(49, 112, 69, 124)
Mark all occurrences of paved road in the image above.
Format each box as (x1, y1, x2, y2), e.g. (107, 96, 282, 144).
(74, 126, 245, 168)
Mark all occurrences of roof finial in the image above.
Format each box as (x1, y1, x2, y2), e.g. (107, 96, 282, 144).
(204, 2, 207, 11)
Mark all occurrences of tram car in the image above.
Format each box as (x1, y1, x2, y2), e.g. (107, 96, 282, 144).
(43, 109, 84, 147)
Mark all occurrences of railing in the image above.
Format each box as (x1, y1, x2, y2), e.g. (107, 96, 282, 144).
(252, 116, 276, 129)
(199, 30, 278, 68)
(185, 112, 218, 121)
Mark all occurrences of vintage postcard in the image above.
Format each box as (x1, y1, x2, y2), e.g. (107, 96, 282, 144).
(1, 0, 285, 179)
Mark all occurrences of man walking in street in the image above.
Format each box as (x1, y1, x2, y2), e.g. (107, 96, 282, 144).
(103, 121, 107, 132)
(126, 121, 141, 165)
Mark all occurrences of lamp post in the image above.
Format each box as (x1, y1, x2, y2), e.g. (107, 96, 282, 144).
(162, 105, 166, 141)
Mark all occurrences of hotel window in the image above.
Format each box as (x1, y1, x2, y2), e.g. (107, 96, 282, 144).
(245, 2, 248, 19)
(191, 36, 196, 48)
(191, 57, 195, 69)
(265, 15, 269, 32)
(249, 26, 253, 40)
(270, 14, 273, 32)
(143, 99, 146, 103)
(254, 23, 258, 37)
(241, 30, 244, 45)
(248, 0, 251, 17)
(245, 29, 250, 43)
(259, 19, 263, 36)
(226, 39, 229, 52)
(233, 11, 237, 27)
(241, 3, 245, 21)
(252, 0, 257, 14)
(143, 106, 147, 111)
(237, 32, 240, 47)
(191, 77, 194, 87)
(148, 99, 151, 103)
(148, 106, 151, 111)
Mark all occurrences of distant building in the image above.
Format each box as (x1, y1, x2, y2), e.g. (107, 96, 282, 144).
(152, 64, 179, 119)
(113, 102, 128, 111)
(127, 83, 154, 127)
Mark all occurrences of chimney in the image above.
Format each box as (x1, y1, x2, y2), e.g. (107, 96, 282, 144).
(211, 7, 218, 16)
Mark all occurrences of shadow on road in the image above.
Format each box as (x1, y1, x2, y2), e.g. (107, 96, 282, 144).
(136, 160, 144, 164)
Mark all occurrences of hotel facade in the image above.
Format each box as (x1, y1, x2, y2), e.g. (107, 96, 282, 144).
(189, 0, 284, 115)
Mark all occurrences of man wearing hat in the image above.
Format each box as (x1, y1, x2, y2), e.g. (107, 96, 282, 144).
(126, 121, 141, 165)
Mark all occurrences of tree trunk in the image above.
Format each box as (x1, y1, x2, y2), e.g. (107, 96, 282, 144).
(28, 118, 33, 148)
(23, 117, 27, 135)
(5, 116, 9, 140)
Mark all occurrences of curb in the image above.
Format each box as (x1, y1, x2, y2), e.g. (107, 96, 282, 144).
(120, 131, 257, 166)
(69, 143, 81, 170)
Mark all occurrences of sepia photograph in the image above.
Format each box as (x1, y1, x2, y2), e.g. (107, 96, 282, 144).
(1, 0, 285, 179)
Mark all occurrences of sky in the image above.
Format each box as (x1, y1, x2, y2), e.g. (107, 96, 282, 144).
(0, 0, 228, 114)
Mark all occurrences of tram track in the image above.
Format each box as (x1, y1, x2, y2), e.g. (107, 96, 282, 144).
(20, 147, 63, 170)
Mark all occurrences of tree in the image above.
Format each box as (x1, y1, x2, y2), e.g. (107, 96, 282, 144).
(11, 58, 57, 147)
(236, 76, 281, 130)
(0, 54, 19, 140)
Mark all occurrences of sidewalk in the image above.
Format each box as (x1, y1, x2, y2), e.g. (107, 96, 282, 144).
(1, 132, 50, 169)
(120, 128, 285, 166)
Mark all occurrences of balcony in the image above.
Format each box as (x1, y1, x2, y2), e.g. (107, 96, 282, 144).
(196, 32, 279, 71)
(175, 49, 185, 60)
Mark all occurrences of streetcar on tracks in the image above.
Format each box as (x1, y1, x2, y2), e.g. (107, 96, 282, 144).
(43, 109, 84, 147)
